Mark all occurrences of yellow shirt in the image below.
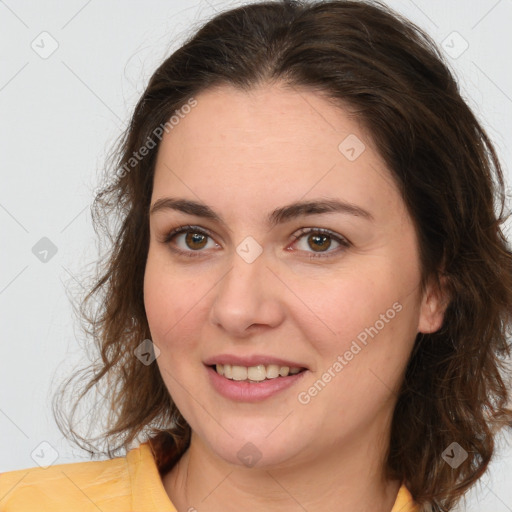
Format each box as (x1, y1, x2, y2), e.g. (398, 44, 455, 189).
(0, 442, 419, 511)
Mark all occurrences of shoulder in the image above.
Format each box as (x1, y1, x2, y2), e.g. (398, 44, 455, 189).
(0, 444, 142, 511)
(391, 483, 421, 512)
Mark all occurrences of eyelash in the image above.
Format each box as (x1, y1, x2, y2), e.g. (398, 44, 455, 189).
(162, 224, 351, 260)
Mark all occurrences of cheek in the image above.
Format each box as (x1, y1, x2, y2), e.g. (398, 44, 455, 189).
(287, 270, 393, 350)
(289, 263, 421, 373)
(143, 255, 209, 407)
(143, 252, 209, 349)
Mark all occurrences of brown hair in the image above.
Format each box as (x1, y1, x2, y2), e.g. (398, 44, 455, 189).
(54, 1, 512, 510)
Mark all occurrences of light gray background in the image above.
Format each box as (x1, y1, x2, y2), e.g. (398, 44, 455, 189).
(1, 1, 511, 510)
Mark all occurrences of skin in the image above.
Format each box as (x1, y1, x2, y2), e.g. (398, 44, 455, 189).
(143, 83, 447, 512)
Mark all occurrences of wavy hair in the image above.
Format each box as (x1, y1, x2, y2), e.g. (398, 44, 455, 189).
(53, 1, 512, 510)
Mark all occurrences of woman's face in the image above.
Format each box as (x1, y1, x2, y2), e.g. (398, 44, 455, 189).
(144, 83, 444, 469)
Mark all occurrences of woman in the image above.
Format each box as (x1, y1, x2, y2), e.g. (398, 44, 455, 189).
(1, 1, 511, 511)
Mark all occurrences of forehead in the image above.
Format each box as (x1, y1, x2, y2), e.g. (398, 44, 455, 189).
(161, 83, 363, 161)
(152, 83, 401, 222)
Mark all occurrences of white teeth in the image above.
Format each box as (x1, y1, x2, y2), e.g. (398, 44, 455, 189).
(232, 365, 247, 381)
(247, 365, 266, 382)
(214, 363, 304, 381)
(266, 364, 279, 379)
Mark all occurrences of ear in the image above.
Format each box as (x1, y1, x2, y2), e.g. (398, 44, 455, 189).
(417, 275, 450, 334)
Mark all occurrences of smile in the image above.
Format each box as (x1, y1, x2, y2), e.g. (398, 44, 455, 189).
(206, 364, 308, 402)
(213, 363, 305, 382)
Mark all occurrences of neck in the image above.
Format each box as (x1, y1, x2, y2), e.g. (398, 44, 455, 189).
(162, 427, 401, 512)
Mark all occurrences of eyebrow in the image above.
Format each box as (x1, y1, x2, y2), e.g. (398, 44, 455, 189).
(149, 197, 374, 229)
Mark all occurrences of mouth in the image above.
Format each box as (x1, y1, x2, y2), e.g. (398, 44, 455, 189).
(203, 355, 309, 401)
(209, 363, 307, 383)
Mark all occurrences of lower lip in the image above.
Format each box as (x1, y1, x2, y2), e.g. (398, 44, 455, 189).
(206, 365, 308, 402)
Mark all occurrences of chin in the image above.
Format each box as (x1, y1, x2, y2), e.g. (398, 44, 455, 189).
(199, 425, 306, 470)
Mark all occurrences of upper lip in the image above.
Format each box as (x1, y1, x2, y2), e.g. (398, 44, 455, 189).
(204, 354, 308, 369)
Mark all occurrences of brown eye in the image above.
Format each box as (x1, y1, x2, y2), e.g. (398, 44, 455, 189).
(291, 228, 350, 258)
(307, 233, 332, 252)
(184, 231, 208, 250)
(163, 225, 218, 258)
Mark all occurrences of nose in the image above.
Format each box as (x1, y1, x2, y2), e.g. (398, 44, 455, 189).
(208, 249, 285, 338)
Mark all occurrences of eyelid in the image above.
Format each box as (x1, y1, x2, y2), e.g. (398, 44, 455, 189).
(162, 224, 219, 259)
(162, 224, 214, 244)
(161, 224, 351, 259)
(288, 227, 351, 258)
